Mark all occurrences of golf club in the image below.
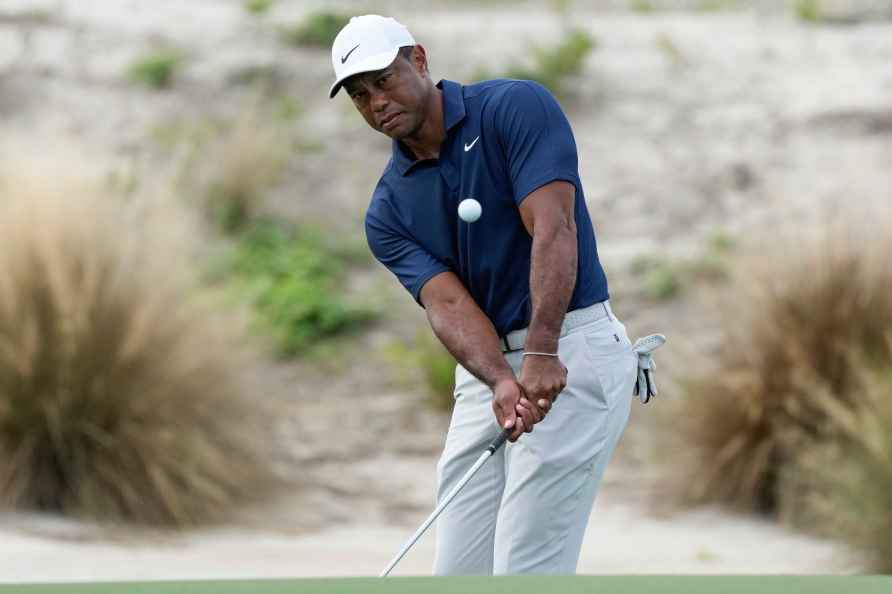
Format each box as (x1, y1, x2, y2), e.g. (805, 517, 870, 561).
(379, 428, 510, 577)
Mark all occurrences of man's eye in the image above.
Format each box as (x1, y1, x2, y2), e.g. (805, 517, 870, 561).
(377, 74, 391, 84)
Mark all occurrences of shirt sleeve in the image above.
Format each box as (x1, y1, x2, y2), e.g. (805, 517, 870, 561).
(493, 81, 581, 206)
(365, 207, 450, 306)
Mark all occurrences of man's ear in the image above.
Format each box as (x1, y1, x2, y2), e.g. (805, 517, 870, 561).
(411, 44, 429, 74)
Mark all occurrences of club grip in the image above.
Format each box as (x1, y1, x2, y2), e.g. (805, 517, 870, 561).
(487, 429, 510, 454)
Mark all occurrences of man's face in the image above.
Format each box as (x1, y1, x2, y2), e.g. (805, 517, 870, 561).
(343, 47, 430, 140)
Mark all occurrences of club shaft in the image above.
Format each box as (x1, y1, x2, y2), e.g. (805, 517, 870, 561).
(379, 430, 509, 577)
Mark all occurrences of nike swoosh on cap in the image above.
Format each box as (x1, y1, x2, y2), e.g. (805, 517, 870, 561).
(341, 44, 360, 64)
(464, 136, 480, 151)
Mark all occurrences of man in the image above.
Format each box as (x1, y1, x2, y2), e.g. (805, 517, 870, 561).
(329, 15, 640, 575)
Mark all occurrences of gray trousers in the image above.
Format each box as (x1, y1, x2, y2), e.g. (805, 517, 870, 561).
(433, 302, 637, 575)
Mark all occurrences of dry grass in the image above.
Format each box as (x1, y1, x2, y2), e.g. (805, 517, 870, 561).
(0, 159, 282, 527)
(668, 213, 892, 515)
(791, 367, 892, 571)
(188, 107, 287, 234)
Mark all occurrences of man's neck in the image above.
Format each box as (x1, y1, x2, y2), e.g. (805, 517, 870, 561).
(400, 86, 445, 161)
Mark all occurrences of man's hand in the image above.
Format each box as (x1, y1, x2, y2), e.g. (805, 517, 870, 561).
(492, 378, 537, 442)
(518, 354, 567, 417)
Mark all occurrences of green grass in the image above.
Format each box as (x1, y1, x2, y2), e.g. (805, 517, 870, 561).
(645, 262, 681, 299)
(275, 96, 301, 120)
(629, 255, 682, 300)
(226, 64, 284, 87)
(501, 29, 596, 98)
(228, 220, 377, 357)
(686, 230, 735, 281)
(244, 0, 273, 15)
(476, 29, 595, 98)
(707, 230, 735, 254)
(697, 0, 741, 10)
(795, 0, 821, 22)
(383, 332, 456, 411)
(5, 576, 891, 594)
(630, 0, 657, 13)
(418, 339, 456, 410)
(629, 0, 744, 12)
(630, 232, 736, 299)
(283, 11, 350, 48)
(127, 50, 181, 89)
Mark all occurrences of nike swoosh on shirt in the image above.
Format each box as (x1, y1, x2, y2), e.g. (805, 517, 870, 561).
(341, 44, 360, 64)
(464, 136, 480, 152)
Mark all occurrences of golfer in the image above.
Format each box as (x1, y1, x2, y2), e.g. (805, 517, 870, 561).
(329, 15, 638, 575)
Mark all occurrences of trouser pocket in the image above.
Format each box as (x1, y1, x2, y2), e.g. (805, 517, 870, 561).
(582, 318, 637, 408)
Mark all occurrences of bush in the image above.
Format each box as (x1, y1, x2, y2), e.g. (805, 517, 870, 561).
(501, 30, 596, 98)
(283, 12, 350, 48)
(0, 171, 279, 526)
(128, 50, 181, 89)
(669, 219, 892, 517)
(228, 220, 378, 356)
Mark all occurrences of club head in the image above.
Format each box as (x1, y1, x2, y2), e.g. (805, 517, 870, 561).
(632, 333, 666, 356)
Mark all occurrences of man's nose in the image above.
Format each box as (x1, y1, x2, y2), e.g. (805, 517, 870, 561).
(369, 88, 388, 112)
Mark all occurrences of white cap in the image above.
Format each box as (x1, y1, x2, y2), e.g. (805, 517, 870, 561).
(329, 15, 415, 99)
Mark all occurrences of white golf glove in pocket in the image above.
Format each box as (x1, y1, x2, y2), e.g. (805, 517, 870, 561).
(631, 334, 666, 403)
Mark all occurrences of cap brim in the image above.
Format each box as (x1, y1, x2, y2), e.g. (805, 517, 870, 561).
(328, 47, 399, 98)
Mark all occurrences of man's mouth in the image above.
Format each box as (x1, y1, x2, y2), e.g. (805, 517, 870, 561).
(380, 112, 402, 129)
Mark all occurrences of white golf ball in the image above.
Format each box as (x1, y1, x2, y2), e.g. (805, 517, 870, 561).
(458, 198, 482, 223)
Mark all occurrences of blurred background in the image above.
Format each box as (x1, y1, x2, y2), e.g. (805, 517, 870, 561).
(1, 0, 891, 581)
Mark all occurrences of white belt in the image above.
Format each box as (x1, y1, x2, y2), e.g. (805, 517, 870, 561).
(499, 300, 614, 353)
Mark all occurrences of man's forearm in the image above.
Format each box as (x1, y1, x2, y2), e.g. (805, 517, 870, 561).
(425, 294, 514, 389)
(524, 222, 578, 353)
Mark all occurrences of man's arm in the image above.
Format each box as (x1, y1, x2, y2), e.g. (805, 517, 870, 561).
(517, 180, 577, 409)
(420, 273, 537, 441)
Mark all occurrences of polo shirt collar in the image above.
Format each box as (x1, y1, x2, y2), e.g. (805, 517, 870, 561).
(392, 79, 466, 176)
(440, 79, 466, 132)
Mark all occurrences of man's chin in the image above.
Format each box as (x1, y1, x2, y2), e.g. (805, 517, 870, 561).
(381, 119, 417, 141)
(381, 125, 407, 140)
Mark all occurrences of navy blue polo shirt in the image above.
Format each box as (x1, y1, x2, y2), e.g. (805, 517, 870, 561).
(364, 78, 609, 337)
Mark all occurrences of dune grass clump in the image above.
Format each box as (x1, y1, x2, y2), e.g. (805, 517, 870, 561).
(228, 220, 378, 357)
(201, 111, 287, 235)
(671, 219, 892, 517)
(0, 176, 279, 526)
(793, 369, 892, 571)
(283, 12, 350, 48)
